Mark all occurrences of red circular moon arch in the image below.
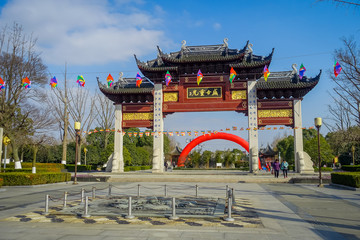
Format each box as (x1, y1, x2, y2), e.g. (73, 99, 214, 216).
(177, 132, 261, 169)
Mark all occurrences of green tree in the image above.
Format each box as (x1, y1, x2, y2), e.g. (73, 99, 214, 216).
(276, 136, 294, 165)
(189, 151, 201, 168)
(201, 150, 212, 168)
(0, 23, 48, 166)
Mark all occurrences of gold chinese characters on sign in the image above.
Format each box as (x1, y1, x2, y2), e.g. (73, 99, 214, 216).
(164, 92, 178, 102)
(123, 112, 153, 121)
(187, 87, 222, 99)
(231, 90, 247, 100)
(258, 109, 293, 118)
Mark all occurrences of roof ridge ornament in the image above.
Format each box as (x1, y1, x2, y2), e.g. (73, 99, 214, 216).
(181, 40, 187, 50)
(246, 43, 253, 54)
(291, 63, 298, 75)
(223, 38, 229, 48)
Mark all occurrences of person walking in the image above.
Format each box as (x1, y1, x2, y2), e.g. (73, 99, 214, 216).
(281, 160, 289, 178)
(274, 159, 280, 178)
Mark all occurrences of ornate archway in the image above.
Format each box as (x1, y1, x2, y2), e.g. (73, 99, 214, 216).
(177, 132, 261, 169)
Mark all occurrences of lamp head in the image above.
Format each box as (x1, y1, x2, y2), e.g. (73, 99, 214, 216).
(74, 121, 81, 131)
(314, 117, 322, 128)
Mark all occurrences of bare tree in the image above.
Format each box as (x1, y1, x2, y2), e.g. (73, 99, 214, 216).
(0, 23, 48, 168)
(47, 65, 70, 164)
(94, 93, 115, 148)
(68, 87, 96, 164)
(327, 37, 360, 130)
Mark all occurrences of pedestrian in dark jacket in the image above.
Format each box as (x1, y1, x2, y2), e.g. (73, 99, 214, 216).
(274, 159, 280, 178)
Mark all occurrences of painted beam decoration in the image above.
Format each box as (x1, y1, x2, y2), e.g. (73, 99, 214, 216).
(98, 39, 320, 129)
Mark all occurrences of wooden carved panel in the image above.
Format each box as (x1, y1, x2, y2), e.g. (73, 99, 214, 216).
(123, 112, 153, 121)
(164, 92, 178, 102)
(258, 109, 293, 118)
(231, 90, 247, 100)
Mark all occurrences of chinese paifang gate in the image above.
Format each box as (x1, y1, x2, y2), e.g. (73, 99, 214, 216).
(98, 38, 320, 174)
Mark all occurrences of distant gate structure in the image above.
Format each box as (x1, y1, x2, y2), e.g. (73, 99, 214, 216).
(99, 38, 320, 174)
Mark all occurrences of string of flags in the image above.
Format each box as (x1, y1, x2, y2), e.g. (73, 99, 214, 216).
(0, 61, 344, 92)
(83, 126, 316, 136)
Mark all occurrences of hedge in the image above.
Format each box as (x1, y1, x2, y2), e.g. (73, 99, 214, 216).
(124, 166, 152, 172)
(65, 164, 97, 172)
(331, 172, 360, 188)
(314, 167, 333, 172)
(0, 172, 71, 186)
(0, 178, 3, 187)
(6, 163, 65, 172)
(341, 165, 360, 172)
(3, 168, 62, 173)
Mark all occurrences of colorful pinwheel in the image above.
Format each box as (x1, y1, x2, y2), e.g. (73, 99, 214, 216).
(299, 64, 306, 80)
(334, 61, 342, 77)
(77, 75, 85, 87)
(136, 73, 142, 87)
(50, 76, 57, 88)
(0, 77, 5, 91)
(22, 77, 31, 89)
(197, 69, 203, 85)
(165, 71, 172, 86)
(107, 74, 114, 87)
(263, 65, 270, 81)
(229, 67, 236, 83)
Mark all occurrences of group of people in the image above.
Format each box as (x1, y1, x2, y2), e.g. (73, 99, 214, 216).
(270, 159, 289, 178)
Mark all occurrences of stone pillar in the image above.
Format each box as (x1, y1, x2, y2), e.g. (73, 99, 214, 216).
(152, 84, 164, 173)
(293, 100, 302, 173)
(247, 80, 259, 173)
(112, 104, 124, 172)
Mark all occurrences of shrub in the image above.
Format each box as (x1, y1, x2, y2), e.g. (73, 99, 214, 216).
(331, 172, 360, 188)
(0, 178, 3, 187)
(3, 168, 61, 173)
(314, 167, 333, 172)
(341, 165, 360, 172)
(124, 166, 152, 172)
(288, 165, 295, 171)
(65, 164, 97, 172)
(6, 163, 65, 172)
(0, 172, 71, 186)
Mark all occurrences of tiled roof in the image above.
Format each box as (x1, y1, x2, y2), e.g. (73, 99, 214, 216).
(257, 70, 321, 90)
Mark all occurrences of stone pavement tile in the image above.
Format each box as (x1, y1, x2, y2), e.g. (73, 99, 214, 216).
(99, 230, 142, 237)
(180, 231, 225, 239)
(137, 230, 183, 238)
(24, 226, 104, 236)
(0, 232, 27, 240)
(102, 237, 142, 240)
(224, 232, 269, 240)
(16, 233, 64, 240)
(58, 235, 106, 240)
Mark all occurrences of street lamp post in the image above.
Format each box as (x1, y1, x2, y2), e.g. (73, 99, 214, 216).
(352, 145, 355, 166)
(84, 147, 88, 166)
(315, 117, 323, 187)
(74, 122, 81, 185)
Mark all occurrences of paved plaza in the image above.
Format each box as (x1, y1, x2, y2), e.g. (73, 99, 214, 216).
(0, 172, 359, 240)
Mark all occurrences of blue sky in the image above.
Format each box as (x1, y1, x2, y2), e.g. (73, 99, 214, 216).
(0, 0, 359, 151)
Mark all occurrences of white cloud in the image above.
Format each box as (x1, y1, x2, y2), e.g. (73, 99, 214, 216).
(0, 0, 166, 65)
(213, 23, 221, 30)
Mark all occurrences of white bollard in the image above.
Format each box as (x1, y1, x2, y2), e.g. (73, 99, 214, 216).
(169, 197, 179, 220)
(81, 196, 90, 218)
(63, 192, 67, 208)
(195, 184, 198, 197)
(43, 194, 49, 215)
(92, 187, 96, 199)
(81, 188, 84, 203)
(108, 184, 112, 196)
(125, 196, 135, 219)
(224, 189, 234, 222)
